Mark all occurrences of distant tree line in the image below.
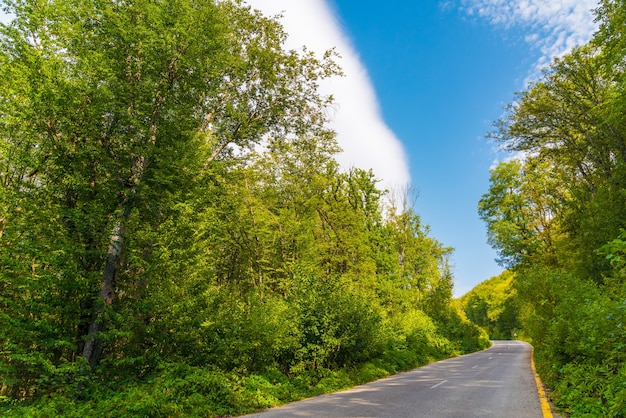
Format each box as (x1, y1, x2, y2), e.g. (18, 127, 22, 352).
(458, 270, 522, 340)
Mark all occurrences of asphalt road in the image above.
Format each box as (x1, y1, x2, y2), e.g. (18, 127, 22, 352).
(245, 340, 546, 417)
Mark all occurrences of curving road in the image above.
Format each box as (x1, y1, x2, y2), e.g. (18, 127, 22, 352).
(246, 340, 548, 417)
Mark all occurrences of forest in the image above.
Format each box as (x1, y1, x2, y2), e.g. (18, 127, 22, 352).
(0, 1, 489, 416)
(458, 270, 521, 341)
(475, 0, 626, 415)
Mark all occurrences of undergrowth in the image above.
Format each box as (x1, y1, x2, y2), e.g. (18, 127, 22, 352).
(0, 344, 487, 417)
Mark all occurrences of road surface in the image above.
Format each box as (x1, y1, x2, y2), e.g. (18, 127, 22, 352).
(246, 340, 548, 417)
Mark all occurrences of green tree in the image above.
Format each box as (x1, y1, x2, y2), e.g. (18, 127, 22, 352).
(478, 160, 532, 267)
(478, 1, 626, 414)
(460, 271, 521, 339)
(479, 158, 568, 269)
(491, 44, 626, 278)
(0, 0, 338, 388)
(1, 0, 489, 412)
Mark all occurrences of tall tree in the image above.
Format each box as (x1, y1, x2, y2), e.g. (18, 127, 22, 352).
(0, 0, 338, 374)
(490, 44, 626, 277)
(478, 1, 626, 414)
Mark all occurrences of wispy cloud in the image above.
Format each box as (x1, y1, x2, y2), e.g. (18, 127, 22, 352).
(463, 0, 600, 168)
(439, 1, 456, 13)
(249, 0, 411, 191)
(461, 0, 599, 75)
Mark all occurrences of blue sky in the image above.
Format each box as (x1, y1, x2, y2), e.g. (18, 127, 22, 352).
(335, 1, 551, 296)
(0, 1, 599, 296)
(331, 2, 533, 295)
(252, 0, 599, 296)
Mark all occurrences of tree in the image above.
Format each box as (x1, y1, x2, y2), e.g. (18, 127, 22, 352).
(477, 1, 626, 414)
(478, 160, 533, 267)
(460, 271, 521, 339)
(0, 0, 339, 378)
(479, 158, 569, 269)
(490, 44, 626, 277)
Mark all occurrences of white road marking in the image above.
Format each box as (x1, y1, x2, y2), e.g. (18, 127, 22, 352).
(430, 380, 448, 389)
(472, 365, 478, 369)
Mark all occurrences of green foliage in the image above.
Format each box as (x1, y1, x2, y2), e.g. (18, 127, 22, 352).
(529, 282, 626, 417)
(478, 161, 533, 267)
(460, 270, 522, 339)
(477, 1, 626, 414)
(0, 0, 488, 414)
(288, 271, 385, 371)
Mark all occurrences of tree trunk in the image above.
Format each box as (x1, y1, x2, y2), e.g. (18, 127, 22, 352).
(82, 218, 125, 367)
(81, 88, 161, 367)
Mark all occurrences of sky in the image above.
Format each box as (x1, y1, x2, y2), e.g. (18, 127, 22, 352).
(249, 0, 599, 296)
(0, 1, 599, 296)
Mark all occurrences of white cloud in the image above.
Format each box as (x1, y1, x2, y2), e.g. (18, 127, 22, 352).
(248, 0, 411, 191)
(461, 0, 599, 77)
(479, 4, 594, 167)
(439, 1, 456, 13)
(0, 10, 13, 24)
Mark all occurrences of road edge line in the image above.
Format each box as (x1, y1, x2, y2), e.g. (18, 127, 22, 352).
(530, 346, 554, 418)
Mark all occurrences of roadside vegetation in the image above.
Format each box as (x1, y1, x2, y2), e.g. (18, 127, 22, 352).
(475, 1, 626, 415)
(0, 1, 488, 416)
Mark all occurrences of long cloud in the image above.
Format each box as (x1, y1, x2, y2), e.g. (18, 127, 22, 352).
(249, 0, 411, 191)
